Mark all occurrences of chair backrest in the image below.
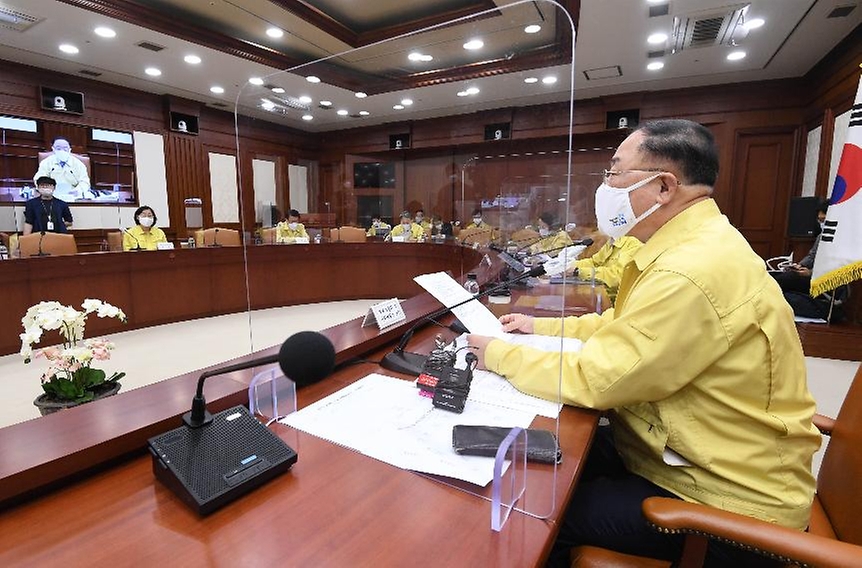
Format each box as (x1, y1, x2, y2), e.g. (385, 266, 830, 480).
(510, 228, 540, 247)
(106, 231, 123, 252)
(333, 226, 367, 243)
(18, 232, 78, 257)
(260, 227, 277, 244)
(459, 227, 494, 246)
(38, 152, 91, 176)
(817, 363, 862, 545)
(199, 227, 241, 247)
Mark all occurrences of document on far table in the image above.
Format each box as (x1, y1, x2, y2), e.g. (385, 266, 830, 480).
(281, 373, 537, 486)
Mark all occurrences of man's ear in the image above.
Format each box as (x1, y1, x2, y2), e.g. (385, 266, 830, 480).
(656, 173, 679, 204)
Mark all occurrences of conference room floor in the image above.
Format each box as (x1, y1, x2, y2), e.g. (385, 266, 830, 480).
(0, 299, 858, 475)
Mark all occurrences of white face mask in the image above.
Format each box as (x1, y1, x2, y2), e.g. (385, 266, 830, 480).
(288, 222, 298, 230)
(139, 216, 155, 228)
(54, 150, 71, 163)
(473, 217, 482, 225)
(372, 221, 380, 228)
(415, 216, 423, 223)
(539, 227, 550, 237)
(595, 173, 662, 240)
(401, 222, 412, 230)
(38, 187, 54, 197)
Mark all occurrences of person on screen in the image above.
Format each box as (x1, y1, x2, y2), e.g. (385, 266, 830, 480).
(388, 211, 423, 241)
(366, 215, 391, 237)
(123, 206, 167, 251)
(33, 138, 92, 201)
(571, 235, 643, 302)
(528, 212, 572, 256)
(276, 209, 309, 243)
(23, 177, 73, 235)
(467, 120, 819, 567)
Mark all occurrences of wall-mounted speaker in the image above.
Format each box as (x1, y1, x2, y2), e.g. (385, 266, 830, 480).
(40, 86, 84, 115)
(484, 123, 511, 141)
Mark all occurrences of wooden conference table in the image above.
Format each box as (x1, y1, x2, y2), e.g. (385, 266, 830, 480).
(0, 243, 604, 567)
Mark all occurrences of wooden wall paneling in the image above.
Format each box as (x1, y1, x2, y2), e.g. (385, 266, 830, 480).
(166, 135, 207, 237)
(404, 155, 454, 219)
(730, 128, 799, 259)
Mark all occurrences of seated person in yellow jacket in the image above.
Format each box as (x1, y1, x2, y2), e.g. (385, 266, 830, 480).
(389, 211, 424, 241)
(366, 215, 391, 237)
(276, 209, 309, 243)
(465, 208, 492, 230)
(529, 212, 572, 256)
(572, 235, 642, 300)
(124, 205, 167, 251)
(414, 209, 431, 231)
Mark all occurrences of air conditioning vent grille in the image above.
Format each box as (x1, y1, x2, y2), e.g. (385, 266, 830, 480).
(0, 4, 42, 32)
(671, 3, 749, 53)
(136, 41, 166, 52)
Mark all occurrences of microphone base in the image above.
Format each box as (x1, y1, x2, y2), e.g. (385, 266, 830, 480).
(32, 252, 51, 257)
(380, 350, 428, 376)
(182, 409, 214, 428)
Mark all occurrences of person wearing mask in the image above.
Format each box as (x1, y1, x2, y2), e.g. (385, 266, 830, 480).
(23, 177, 73, 235)
(388, 211, 424, 241)
(467, 119, 819, 566)
(276, 209, 309, 243)
(33, 138, 92, 201)
(571, 235, 643, 302)
(123, 205, 167, 251)
(414, 209, 431, 231)
(528, 212, 572, 256)
(466, 208, 491, 229)
(366, 215, 392, 237)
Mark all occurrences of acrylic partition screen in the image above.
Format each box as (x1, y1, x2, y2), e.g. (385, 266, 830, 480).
(233, 0, 586, 520)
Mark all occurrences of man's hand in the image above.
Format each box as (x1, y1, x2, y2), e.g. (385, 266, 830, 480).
(499, 313, 534, 333)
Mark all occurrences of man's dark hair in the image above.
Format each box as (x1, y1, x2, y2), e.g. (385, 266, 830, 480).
(35, 176, 56, 187)
(635, 119, 719, 187)
(816, 199, 829, 215)
(539, 212, 557, 228)
(288, 209, 300, 218)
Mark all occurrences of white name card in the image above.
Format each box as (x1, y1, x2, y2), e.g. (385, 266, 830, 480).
(157, 242, 175, 250)
(294, 236, 310, 244)
(361, 298, 406, 330)
(391, 235, 406, 242)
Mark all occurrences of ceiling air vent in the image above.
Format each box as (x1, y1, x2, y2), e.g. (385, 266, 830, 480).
(649, 3, 670, 18)
(0, 4, 42, 32)
(136, 41, 166, 52)
(828, 4, 857, 18)
(79, 69, 102, 78)
(671, 3, 749, 53)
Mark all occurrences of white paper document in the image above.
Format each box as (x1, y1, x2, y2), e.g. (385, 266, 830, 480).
(281, 373, 537, 486)
(413, 271, 504, 336)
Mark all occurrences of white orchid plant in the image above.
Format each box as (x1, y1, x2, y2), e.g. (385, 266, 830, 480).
(21, 299, 127, 402)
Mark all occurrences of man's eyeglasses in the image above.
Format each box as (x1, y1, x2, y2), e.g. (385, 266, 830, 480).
(600, 168, 663, 182)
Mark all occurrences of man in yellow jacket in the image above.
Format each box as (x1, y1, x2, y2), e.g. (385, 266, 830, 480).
(276, 209, 309, 243)
(388, 211, 424, 241)
(572, 235, 642, 302)
(468, 119, 819, 567)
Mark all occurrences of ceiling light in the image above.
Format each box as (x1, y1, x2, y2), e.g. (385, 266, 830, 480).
(94, 27, 116, 38)
(647, 61, 664, 71)
(457, 91, 468, 97)
(184, 55, 201, 64)
(465, 87, 480, 95)
(359, 110, 370, 116)
(524, 25, 541, 34)
(420, 54, 433, 62)
(727, 50, 746, 61)
(355, 92, 367, 98)
(261, 101, 275, 110)
(744, 18, 765, 30)
(647, 33, 668, 44)
(306, 75, 321, 83)
(401, 98, 413, 106)
(145, 67, 161, 76)
(59, 44, 79, 55)
(299, 95, 313, 104)
(302, 115, 313, 121)
(337, 109, 349, 116)
(524, 77, 538, 84)
(393, 105, 404, 110)
(249, 77, 264, 86)
(319, 100, 332, 107)
(210, 86, 225, 94)
(463, 39, 484, 50)
(266, 27, 284, 38)
(408, 52, 424, 61)
(542, 76, 557, 84)
(271, 87, 285, 94)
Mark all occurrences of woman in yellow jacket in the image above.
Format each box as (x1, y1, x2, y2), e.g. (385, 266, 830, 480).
(276, 209, 309, 243)
(529, 212, 572, 256)
(123, 205, 167, 250)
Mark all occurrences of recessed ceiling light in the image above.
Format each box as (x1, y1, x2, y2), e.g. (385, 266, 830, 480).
(359, 110, 370, 116)
(302, 114, 313, 121)
(272, 87, 285, 94)
(337, 109, 349, 116)
(393, 104, 404, 110)
(59, 44, 79, 55)
(401, 98, 413, 106)
(299, 95, 313, 104)
(408, 52, 424, 61)
(542, 76, 557, 84)
(319, 100, 332, 107)
(306, 75, 321, 83)
(261, 100, 275, 110)
(355, 92, 367, 98)
(210, 86, 225, 94)
(647, 33, 668, 44)
(463, 39, 484, 50)
(94, 27, 115, 38)
(184, 55, 202, 64)
(727, 50, 746, 61)
(647, 61, 664, 71)
(457, 91, 468, 97)
(145, 67, 161, 76)
(744, 18, 765, 30)
(266, 27, 284, 38)
(465, 87, 480, 95)
(249, 77, 264, 86)
(524, 25, 541, 34)
(524, 77, 539, 84)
